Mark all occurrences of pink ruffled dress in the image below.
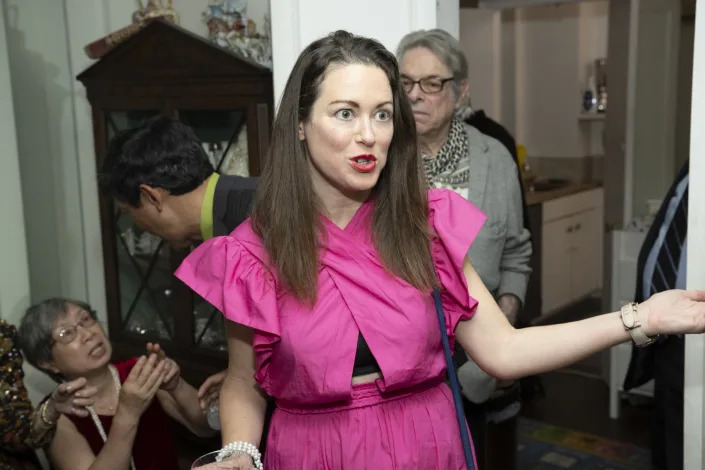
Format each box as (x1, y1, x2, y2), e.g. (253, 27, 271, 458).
(175, 189, 486, 469)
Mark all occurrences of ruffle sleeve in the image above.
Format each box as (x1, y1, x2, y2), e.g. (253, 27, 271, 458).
(174, 236, 280, 391)
(428, 188, 486, 337)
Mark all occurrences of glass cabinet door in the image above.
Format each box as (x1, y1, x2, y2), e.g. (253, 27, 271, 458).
(193, 296, 227, 352)
(179, 110, 250, 349)
(107, 110, 175, 341)
(179, 110, 250, 177)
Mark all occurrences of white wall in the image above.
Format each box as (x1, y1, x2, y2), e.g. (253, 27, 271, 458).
(0, 4, 31, 326)
(0, 2, 59, 406)
(4, 0, 137, 325)
(5, 0, 89, 305)
(577, 0, 609, 81)
(438, 0, 461, 39)
(578, 0, 609, 158)
(459, 2, 608, 157)
(459, 8, 502, 118)
(270, 0, 438, 102)
(516, 4, 580, 157)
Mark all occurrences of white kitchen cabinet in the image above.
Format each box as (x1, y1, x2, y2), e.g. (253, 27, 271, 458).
(541, 188, 604, 315)
(571, 207, 603, 298)
(541, 216, 573, 313)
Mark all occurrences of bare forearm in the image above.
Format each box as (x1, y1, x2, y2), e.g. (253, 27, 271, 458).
(492, 312, 629, 380)
(219, 375, 267, 447)
(460, 259, 630, 381)
(165, 379, 213, 437)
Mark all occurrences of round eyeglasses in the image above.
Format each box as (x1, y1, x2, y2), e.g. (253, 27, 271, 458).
(51, 313, 97, 346)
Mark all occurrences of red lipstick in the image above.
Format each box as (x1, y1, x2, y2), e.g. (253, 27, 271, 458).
(350, 154, 377, 173)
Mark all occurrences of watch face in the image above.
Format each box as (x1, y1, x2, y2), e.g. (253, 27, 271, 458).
(621, 307, 636, 328)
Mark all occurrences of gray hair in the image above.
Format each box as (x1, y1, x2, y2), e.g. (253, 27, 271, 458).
(17, 297, 96, 379)
(396, 29, 469, 88)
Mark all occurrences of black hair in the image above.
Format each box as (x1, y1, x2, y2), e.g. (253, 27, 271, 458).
(98, 115, 214, 206)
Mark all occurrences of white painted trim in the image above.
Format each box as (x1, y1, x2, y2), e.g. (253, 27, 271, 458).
(270, 0, 301, 105)
(684, 0, 705, 465)
(622, 0, 639, 226)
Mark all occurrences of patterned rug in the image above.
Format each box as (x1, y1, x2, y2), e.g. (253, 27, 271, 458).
(517, 417, 651, 469)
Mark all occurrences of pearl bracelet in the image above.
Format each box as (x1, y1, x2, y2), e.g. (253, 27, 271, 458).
(216, 441, 263, 469)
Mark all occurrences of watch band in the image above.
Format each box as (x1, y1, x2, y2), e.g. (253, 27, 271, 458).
(620, 302, 657, 347)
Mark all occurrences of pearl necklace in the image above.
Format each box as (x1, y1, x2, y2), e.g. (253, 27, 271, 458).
(86, 365, 137, 470)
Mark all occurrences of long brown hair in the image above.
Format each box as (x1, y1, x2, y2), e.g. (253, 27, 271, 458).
(252, 30, 437, 303)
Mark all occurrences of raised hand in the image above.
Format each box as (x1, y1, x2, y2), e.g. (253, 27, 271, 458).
(50, 377, 98, 418)
(117, 354, 167, 421)
(147, 342, 181, 391)
(640, 289, 705, 336)
(197, 370, 226, 411)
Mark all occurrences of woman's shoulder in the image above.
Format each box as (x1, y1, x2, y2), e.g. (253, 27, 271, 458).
(180, 231, 272, 284)
(228, 217, 257, 239)
(175, 227, 280, 331)
(427, 187, 486, 248)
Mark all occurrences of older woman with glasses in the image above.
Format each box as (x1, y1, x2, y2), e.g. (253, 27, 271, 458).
(17, 298, 214, 470)
(1, 319, 98, 470)
(397, 29, 532, 464)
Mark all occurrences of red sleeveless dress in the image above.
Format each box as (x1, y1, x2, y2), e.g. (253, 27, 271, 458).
(66, 358, 179, 470)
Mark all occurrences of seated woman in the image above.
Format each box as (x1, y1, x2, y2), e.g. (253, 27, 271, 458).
(17, 298, 214, 470)
(1, 319, 97, 470)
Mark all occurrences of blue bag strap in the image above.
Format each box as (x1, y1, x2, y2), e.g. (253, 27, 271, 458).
(432, 288, 476, 470)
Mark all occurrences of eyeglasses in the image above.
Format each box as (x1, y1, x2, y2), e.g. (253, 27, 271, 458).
(51, 312, 97, 346)
(401, 76, 455, 94)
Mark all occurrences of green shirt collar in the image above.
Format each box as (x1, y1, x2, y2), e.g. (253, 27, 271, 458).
(200, 173, 220, 240)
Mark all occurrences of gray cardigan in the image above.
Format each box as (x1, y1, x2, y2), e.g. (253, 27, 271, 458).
(462, 124, 532, 304)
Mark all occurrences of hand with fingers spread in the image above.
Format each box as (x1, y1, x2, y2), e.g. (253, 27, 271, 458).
(116, 354, 167, 422)
(48, 377, 98, 419)
(197, 370, 226, 411)
(146, 342, 181, 392)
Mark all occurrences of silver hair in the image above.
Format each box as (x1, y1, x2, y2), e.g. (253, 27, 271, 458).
(17, 297, 96, 380)
(396, 28, 470, 101)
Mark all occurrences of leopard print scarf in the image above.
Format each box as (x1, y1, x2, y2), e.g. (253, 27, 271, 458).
(421, 118, 470, 193)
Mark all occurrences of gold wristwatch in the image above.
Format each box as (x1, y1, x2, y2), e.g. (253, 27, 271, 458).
(620, 302, 657, 347)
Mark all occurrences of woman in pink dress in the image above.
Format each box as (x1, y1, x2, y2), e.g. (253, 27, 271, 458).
(176, 31, 705, 470)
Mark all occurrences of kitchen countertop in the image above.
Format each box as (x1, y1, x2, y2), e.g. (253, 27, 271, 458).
(525, 181, 603, 206)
